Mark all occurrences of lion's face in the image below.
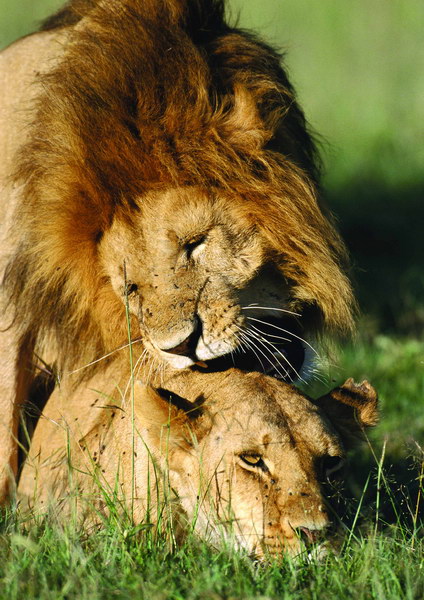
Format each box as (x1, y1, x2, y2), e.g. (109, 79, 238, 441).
(100, 187, 308, 381)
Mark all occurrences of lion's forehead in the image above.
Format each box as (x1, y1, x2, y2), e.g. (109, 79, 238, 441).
(110, 189, 261, 273)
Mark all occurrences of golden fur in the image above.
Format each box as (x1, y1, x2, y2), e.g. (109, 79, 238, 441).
(18, 371, 377, 559)
(1, 0, 354, 499)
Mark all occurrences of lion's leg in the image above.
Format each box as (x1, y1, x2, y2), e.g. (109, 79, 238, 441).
(0, 329, 35, 503)
(0, 31, 70, 505)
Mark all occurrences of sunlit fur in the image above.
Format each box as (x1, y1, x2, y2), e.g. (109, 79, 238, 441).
(18, 372, 377, 559)
(4, 0, 355, 380)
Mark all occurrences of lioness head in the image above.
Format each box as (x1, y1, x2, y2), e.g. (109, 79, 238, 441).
(137, 374, 378, 558)
(22, 373, 377, 559)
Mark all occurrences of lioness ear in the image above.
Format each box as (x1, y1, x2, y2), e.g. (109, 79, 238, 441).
(316, 378, 378, 448)
(133, 382, 206, 449)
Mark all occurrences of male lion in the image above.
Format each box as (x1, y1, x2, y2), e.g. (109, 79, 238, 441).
(18, 371, 378, 559)
(0, 0, 355, 500)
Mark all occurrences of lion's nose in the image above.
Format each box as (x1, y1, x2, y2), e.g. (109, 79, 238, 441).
(162, 317, 203, 358)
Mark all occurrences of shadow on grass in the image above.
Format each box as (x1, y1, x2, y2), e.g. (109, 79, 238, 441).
(326, 179, 424, 336)
(341, 445, 424, 536)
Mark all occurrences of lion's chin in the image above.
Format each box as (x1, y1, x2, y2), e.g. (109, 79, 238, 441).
(157, 352, 197, 370)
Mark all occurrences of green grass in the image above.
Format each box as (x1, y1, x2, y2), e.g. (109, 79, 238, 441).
(1, 336, 423, 599)
(1, 520, 423, 599)
(231, 0, 424, 189)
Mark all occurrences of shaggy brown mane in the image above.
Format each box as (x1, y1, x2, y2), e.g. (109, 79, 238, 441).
(5, 0, 354, 374)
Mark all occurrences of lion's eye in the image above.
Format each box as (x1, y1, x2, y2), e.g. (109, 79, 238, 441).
(124, 282, 138, 297)
(184, 234, 206, 259)
(239, 454, 267, 471)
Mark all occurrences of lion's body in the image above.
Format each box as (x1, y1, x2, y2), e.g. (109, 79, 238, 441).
(18, 370, 377, 558)
(0, 30, 70, 493)
(1, 0, 355, 501)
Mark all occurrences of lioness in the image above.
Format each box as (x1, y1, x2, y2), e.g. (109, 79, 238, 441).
(18, 371, 378, 559)
(0, 0, 354, 500)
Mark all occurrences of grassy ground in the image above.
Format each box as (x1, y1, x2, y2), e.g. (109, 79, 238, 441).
(0, 520, 422, 600)
(1, 1, 423, 598)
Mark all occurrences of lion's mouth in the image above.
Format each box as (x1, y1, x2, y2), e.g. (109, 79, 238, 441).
(200, 317, 307, 383)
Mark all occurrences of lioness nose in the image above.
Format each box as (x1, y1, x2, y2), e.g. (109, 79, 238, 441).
(163, 317, 203, 358)
(295, 526, 326, 548)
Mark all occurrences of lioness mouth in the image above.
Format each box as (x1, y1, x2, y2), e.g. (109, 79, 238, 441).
(199, 317, 308, 383)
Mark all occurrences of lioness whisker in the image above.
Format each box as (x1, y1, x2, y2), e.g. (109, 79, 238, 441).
(246, 317, 319, 357)
(241, 305, 301, 317)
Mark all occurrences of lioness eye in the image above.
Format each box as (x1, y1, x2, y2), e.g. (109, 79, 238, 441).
(240, 454, 267, 471)
(184, 234, 206, 258)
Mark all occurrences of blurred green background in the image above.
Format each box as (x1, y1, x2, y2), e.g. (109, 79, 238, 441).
(1, 0, 423, 335)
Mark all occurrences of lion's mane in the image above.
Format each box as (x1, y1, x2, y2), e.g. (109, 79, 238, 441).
(5, 0, 354, 373)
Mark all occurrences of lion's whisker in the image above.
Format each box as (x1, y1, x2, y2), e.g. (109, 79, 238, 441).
(144, 354, 159, 388)
(247, 328, 306, 383)
(158, 360, 168, 387)
(134, 349, 149, 380)
(250, 327, 307, 383)
(242, 328, 290, 380)
(237, 326, 289, 380)
(122, 349, 149, 404)
(235, 336, 252, 359)
(235, 327, 267, 375)
(248, 323, 291, 343)
(309, 370, 327, 386)
(241, 305, 301, 317)
(246, 316, 319, 357)
(67, 337, 144, 375)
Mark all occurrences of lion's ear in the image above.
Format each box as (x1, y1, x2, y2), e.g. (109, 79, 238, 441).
(219, 84, 270, 151)
(133, 382, 207, 450)
(316, 378, 378, 448)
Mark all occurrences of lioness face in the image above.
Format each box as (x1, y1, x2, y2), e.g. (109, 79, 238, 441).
(101, 187, 309, 382)
(136, 374, 378, 559)
(18, 372, 377, 560)
(163, 378, 334, 558)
